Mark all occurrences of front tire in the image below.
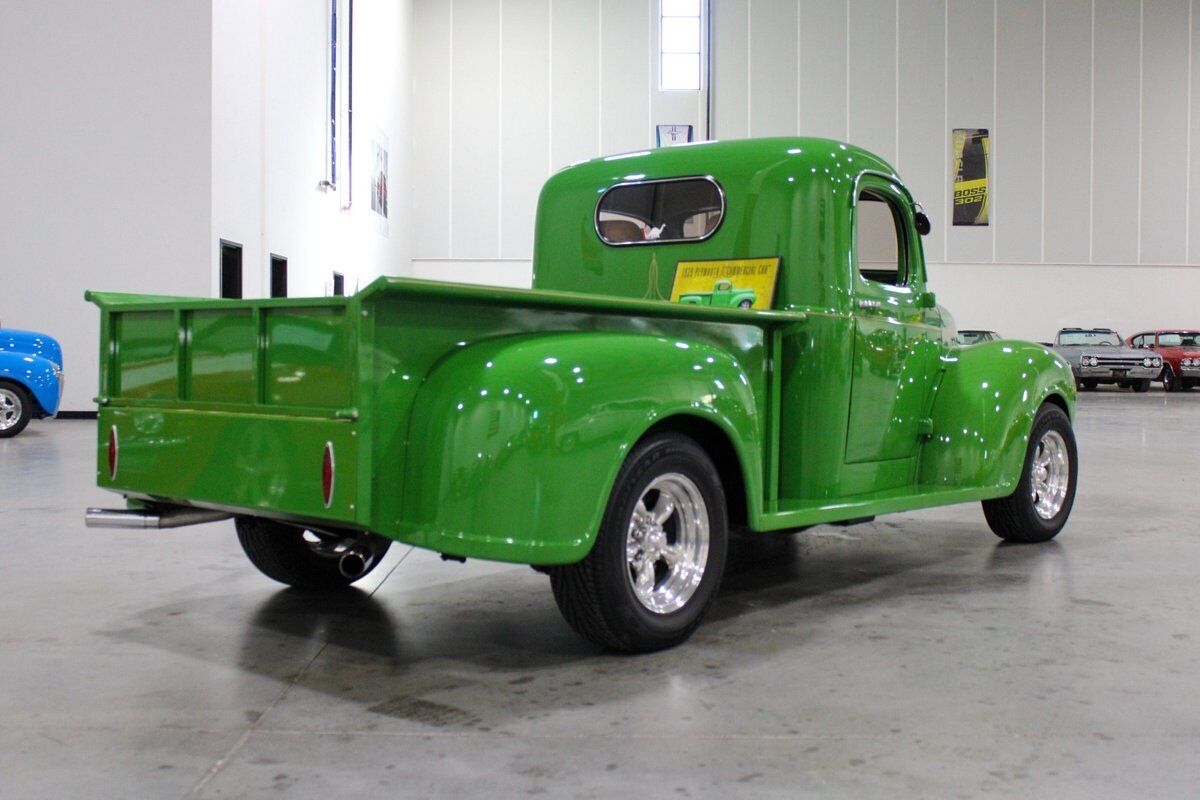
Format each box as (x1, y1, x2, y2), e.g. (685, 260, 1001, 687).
(1132, 379, 1151, 393)
(0, 381, 33, 438)
(982, 404, 1077, 543)
(1161, 365, 1180, 392)
(549, 433, 728, 652)
(1080, 379, 1098, 390)
(235, 517, 390, 590)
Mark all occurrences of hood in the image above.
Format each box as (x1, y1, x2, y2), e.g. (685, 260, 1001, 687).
(0, 328, 63, 369)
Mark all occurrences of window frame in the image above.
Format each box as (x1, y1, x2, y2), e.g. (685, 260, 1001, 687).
(853, 187, 911, 288)
(594, 175, 726, 248)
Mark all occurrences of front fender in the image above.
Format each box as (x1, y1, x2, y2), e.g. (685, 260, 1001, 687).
(394, 332, 762, 564)
(0, 352, 61, 417)
(919, 340, 1075, 493)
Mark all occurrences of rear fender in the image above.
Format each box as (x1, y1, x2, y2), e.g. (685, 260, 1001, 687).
(392, 332, 762, 564)
(919, 340, 1074, 492)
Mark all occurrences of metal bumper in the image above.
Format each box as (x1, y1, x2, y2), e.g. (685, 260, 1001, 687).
(1076, 365, 1159, 379)
(85, 507, 232, 529)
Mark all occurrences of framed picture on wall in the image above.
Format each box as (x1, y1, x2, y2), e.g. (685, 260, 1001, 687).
(371, 130, 389, 237)
(656, 124, 694, 147)
(952, 128, 990, 226)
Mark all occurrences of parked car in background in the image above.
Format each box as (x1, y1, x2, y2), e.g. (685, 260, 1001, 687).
(1053, 327, 1160, 392)
(0, 327, 64, 437)
(1127, 330, 1200, 392)
(956, 329, 1001, 345)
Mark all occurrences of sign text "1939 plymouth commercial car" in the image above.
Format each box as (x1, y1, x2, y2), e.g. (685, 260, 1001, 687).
(85, 138, 1078, 652)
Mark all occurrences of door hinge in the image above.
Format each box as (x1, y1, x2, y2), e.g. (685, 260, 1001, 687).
(917, 418, 934, 440)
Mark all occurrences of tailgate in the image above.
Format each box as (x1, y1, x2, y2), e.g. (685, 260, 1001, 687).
(87, 292, 364, 526)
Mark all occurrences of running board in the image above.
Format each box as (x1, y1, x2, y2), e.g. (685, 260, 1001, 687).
(85, 507, 232, 529)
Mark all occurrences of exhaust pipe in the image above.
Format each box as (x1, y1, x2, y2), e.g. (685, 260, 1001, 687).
(338, 545, 375, 580)
(85, 506, 231, 529)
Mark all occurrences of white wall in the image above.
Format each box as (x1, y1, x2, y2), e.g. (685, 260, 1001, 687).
(213, 0, 413, 299)
(410, 0, 707, 285)
(0, 1, 213, 411)
(412, 0, 1200, 342)
(703, 0, 1200, 339)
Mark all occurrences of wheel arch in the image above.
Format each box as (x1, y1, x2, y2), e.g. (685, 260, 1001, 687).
(638, 413, 751, 530)
(1042, 391, 1070, 420)
(0, 356, 57, 418)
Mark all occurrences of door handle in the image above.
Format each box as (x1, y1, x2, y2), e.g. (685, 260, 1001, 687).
(856, 299, 882, 309)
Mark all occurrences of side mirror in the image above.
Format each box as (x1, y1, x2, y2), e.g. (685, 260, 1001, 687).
(914, 211, 932, 236)
(918, 290, 937, 309)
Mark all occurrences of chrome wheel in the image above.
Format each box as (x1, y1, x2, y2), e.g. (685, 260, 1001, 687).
(625, 473, 710, 614)
(0, 388, 22, 431)
(1030, 430, 1070, 520)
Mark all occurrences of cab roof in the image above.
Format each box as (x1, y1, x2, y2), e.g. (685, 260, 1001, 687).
(553, 137, 902, 194)
(533, 137, 916, 307)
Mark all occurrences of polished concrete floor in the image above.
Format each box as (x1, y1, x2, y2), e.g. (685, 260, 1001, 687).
(2, 390, 1198, 798)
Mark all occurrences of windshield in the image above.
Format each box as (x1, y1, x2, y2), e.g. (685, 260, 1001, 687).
(1158, 331, 1200, 348)
(1057, 330, 1122, 347)
(958, 331, 996, 345)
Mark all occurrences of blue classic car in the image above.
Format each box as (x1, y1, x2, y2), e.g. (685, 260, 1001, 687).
(0, 328, 64, 437)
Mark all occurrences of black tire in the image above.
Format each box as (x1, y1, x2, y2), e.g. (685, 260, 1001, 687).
(549, 433, 728, 653)
(982, 404, 1077, 543)
(1117, 381, 1132, 390)
(738, 299, 753, 309)
(1161, 365, 1180, 392)
(1132, 379, 1151, 393)
(1182, 379, 1196, 392)
(235, 517, 390, 590)
(0, 380, 34, 438)
(1080, 379, 1098, 390)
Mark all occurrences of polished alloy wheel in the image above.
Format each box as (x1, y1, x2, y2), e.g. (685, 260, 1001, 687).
(0, 388, 22, 432)
(625, 473, 709, 614)
(1030, 430, 1070, 520)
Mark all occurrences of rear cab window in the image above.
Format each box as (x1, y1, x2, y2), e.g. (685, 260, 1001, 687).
(596, 177, 724, 245)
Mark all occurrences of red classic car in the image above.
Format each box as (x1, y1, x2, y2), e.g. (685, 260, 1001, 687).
(1127, 330, 1200, 392)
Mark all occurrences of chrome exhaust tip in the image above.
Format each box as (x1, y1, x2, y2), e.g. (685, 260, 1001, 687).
(338, 546, 374, 580)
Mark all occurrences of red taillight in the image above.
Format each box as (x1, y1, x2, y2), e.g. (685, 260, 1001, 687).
(321, 442, 335, 508)
(108, 425, 118, 480)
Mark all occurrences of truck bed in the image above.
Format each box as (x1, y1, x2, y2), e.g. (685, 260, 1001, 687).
(87, 278, 800, 547)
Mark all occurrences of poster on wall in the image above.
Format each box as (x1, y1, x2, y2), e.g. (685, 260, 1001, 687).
(371, 130, 389, 237)
(656, 124, 694, 147)
(668, 257, 780, 310)
(952, 128, 989, 226)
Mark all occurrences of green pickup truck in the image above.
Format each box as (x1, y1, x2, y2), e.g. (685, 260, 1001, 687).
(678, 279, 756, 308)
(85, 138, 1078, 652)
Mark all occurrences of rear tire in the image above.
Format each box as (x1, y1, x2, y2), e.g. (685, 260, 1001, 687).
(235, 517, 390, 590)
(982, 404, 1077, 544)
(1132, 379, 1151, 393)
(0, 381, 33, 438)
(549, 433, 728, 653)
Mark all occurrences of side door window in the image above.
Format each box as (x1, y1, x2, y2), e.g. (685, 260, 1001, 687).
(856, 191, 908, 287)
